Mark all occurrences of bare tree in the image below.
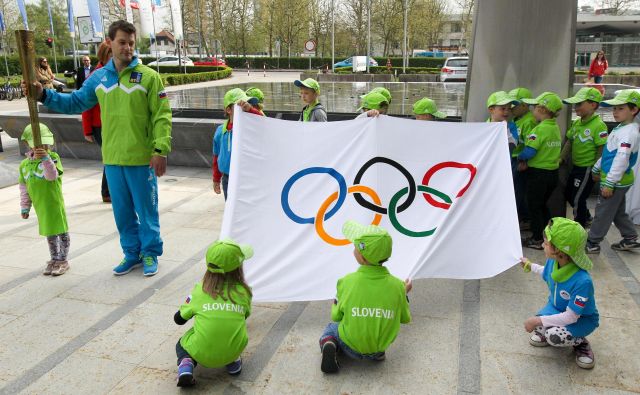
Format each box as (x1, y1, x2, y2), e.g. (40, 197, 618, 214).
(597, 0, 639, 14)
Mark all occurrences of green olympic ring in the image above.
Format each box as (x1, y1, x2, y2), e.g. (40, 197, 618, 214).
(388, 185, 452, 237)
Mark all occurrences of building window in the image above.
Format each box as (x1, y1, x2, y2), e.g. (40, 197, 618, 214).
(451, 22, 462, 33)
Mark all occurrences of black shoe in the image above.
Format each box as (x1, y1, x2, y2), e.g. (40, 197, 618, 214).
(320, 341, 339, 373)
(523, 238, 543, 250)
(611, 238, 640, 251)
(585, 241, 601, 254)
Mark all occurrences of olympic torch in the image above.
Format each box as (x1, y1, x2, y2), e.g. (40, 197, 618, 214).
(15, 30, 43, 148)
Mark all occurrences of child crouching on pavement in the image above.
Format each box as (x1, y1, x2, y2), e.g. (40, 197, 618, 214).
(319, 221, 412, 373)
(19, 124, 70, 276)
(173, 239, 253, 387)
(521, 217, 598, 369)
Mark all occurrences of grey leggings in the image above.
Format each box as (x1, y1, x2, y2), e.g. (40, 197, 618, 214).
(534, 325, 585, 347)
(46, 232, 70, 261)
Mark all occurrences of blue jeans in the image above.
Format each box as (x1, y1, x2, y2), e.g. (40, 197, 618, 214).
(319, 322, 385, 360)
(593, 75, 603, 83)
(105, 165, 163, 261)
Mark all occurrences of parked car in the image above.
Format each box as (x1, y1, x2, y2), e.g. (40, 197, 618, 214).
(148, 56, 194, 67)
(194, 57, 227, 67)
(333, 57, 378, 69)
(439, 56, 468, 82)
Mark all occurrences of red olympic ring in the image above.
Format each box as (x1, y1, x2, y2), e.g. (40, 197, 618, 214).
(421, 161, 477, 210)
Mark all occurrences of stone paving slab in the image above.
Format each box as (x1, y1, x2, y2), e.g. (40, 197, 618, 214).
(0, 130, 639, 394)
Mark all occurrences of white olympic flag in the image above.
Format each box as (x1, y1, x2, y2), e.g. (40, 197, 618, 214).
(220, 111, 522, 302)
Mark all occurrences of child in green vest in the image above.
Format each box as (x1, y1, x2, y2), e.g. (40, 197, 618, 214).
(245, 87, 265, 115)
(518, 92, 563, 249)
(19, 124, 70, 276)
(561, 87, 608, 227)
(295, 78, 327, 122)
(319, 221, 412, 373)
(213, 88, 262, 200)
(521, 217, 598, 369)
(509, 87, 538, 229)
(173, 239, 253, 387)
(355, 91, 389, 119)
(413, 97, 446, 121)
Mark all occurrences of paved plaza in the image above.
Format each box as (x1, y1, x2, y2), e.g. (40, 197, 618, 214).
(1, 75, 640, 394)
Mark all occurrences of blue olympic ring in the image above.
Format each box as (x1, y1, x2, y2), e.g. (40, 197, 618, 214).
(281, 167, 347, 224)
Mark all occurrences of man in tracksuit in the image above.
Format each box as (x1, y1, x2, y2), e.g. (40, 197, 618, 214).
(28, 20, 172, 277)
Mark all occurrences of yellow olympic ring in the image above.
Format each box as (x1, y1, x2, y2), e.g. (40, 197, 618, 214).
(315, 185, 383, 246)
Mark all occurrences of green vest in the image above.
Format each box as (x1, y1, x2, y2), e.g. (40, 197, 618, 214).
(566, 114, 608, 167)
(19, 152, 68, 236)
(332, 265, 411, 354)
(513, 111, 538, 157)
(179, 282, 252, 367)
(525, 119, 562, 170)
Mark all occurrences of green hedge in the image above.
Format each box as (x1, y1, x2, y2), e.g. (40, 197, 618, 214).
(221, 56, 446, 69)
(335, 66, 440, 74)
(161, 67, 232, 86)
(155, 65, 227, 73)
(2, 56, 97, 75)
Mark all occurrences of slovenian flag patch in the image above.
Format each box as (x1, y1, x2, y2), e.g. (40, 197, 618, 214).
(528, 134, 537, 141)
(159, 90, 167, 99)
(185, 294, 191, 304)
(621, 142, 631, 148)
(574, 295, 587, 308)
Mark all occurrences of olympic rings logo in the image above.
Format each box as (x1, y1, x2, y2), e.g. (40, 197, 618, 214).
(281, 157, 477, 246)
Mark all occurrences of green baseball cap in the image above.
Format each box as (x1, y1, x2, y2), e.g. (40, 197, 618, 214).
(223, 88, 259, 108)
(294, 78, 320, 93)
(245, 87, 264, 103)
(600, 89, 640, 107)
(509, 87, 533, 101)
(205, 238, 254, 274)
(544, 217, 592, 271)
(563, 87, 603, 104)
(358, 91, 389, 111)
(413, 97, 446, 119)
(487, 91, 520, 108)
(522, 92, 564, 113)
(342, 220, 392, 265)
(21, 123, 54, 148)
(370, 87, 392, 103)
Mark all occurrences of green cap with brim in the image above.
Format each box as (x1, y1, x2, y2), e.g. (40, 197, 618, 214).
(370, 87, 392, 103)
(487, 91, 520, 108)
(21, 123, 54, 148)
(357, 92, 389, 111)
(600, 89, 640, 107)
(563, 87, 603, 104)
(342, 220, 392, 265)
(413, 97, 446, 118)
(245, 87, 265, 103)
(508, 87, 533, 101)
(294, 78, 321, 94)
(522, 91, 564, 113)
(205, 238, 254, 274)
(224, 88, 259, 108)
(544, 217, 592, 271)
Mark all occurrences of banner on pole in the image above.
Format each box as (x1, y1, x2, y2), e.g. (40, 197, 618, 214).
(17, 0, 29, 29)
(0, 10, 6, 32)
(221, 112, 522, 302)
(86, 0, 103, 35)
(168, 0, 183, 40)
(124, 0, 134, 24)
(66, 0, 75, 33)
(138, 0, 155, 38)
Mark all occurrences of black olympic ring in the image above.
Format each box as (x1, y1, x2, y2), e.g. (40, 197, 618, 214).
(353, 157, 417, 215)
